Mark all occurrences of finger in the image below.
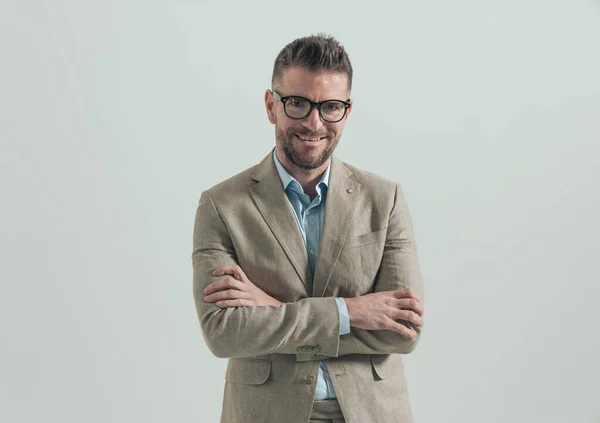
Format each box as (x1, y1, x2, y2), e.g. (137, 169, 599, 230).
(203, 278, 229, 295)
(393, 309, 424, 327)
(212, 265, 238, 276)
(212, 265, 246, 281)
(205, 288, 251, 303)
(393, 288, 422, 302)
(204, 288, 238, 303)
(395, 298, 424, 316)
(203, 277, 244, 295)
(387, 320, 418, 339)
(204, 289, 251, 302)
(215, 299, 253, 308)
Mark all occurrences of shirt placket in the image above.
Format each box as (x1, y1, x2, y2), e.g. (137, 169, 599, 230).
(287, 185, 335, 399)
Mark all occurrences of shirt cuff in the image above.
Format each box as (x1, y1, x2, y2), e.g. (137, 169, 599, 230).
(335, 297, 351, 336)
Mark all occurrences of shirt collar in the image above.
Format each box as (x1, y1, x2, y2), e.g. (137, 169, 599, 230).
(272, 149, 330, 193)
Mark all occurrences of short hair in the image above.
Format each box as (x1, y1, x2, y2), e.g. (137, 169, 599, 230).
(271, 33, 353, 93)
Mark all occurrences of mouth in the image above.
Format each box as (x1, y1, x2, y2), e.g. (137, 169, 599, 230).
(294, 134, 327, 142)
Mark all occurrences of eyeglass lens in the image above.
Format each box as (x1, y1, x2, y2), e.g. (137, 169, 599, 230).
(285, 97, 346, 122)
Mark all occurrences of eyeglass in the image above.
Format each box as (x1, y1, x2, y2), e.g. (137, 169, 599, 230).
(272, 90, 351, 123)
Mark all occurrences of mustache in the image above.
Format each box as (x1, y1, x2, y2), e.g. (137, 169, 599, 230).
(287, 128, 330, 138)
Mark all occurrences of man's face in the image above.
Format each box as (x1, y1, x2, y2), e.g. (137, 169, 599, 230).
(265, 67, 352, 171)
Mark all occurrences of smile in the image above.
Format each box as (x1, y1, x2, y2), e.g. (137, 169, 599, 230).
(295, 134, 325, 141)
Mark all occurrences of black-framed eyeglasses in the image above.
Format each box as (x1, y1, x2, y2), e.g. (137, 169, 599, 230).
(272, 90, 351, 123)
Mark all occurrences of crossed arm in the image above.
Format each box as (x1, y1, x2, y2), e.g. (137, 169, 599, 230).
(192, 184, 424, 359)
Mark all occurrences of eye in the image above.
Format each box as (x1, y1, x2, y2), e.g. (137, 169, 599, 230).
(288, 97, 307, 108)
(323, 101, 343, 112)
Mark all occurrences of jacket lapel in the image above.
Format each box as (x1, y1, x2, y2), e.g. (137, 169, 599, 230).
(312, 154, 361, 297)
(249, 151, 312, 294)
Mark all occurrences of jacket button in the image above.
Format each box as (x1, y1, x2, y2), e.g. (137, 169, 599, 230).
(307, 375, 316, 384)
(347, 188, 354, 194)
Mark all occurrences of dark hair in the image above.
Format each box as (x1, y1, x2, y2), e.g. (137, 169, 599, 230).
(271, 33, 353, 93)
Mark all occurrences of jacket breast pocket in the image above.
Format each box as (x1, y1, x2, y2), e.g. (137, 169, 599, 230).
(336, 228, 387, 294)
(343, 227, 387, 250)
(225, 358, 271, 385)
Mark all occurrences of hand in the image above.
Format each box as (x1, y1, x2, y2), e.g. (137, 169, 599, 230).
(345, 289, 424, 339)
(203, 264, 283, 308)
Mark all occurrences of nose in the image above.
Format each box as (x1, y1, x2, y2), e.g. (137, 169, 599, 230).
(301, 106, 324, 132)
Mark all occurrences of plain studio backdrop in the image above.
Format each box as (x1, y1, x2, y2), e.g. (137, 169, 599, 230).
(1, 1, 599, 422)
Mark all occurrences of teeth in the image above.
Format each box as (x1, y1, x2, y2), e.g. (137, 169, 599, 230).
(297, 135, 322, 141)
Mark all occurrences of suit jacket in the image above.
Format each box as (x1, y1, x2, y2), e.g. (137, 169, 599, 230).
(192, 149, 424, 423)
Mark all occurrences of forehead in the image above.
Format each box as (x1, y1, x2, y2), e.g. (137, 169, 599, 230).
(278, 67, 349, 100)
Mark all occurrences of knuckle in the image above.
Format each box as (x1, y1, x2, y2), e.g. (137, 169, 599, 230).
(397, 323, 408, 336)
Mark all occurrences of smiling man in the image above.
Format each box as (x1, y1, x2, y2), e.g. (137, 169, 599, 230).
(192, 34, 424, 423)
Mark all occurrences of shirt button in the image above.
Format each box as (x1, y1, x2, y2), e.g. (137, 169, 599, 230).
(309, 249, 315, 255)
(306, 210, 311, 215)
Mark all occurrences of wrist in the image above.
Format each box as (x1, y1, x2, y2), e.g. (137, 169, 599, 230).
(344, 297, 355, 324)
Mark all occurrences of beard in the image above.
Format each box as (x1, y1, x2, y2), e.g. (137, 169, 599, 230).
(276, 126, 339, 170)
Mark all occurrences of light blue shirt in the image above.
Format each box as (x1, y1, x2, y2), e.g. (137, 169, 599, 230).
(273, 149, 351, 400)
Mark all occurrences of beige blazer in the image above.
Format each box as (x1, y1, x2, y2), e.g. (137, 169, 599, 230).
(192, 149, 424, 423)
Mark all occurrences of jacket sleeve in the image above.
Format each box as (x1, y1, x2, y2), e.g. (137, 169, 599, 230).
(192, 190, 342, 359)
(337, 182, 425, 356)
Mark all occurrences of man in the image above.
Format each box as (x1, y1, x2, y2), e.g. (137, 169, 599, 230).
(192, 34, 424, 423)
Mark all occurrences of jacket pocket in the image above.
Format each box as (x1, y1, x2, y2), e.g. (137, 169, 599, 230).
(370, 354, 393, 380)
(225, 358, 271, 385)
(343, 228, 387, 249)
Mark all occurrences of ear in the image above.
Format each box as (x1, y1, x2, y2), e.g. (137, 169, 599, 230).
(264, 89, 277, 125)
(344, 99, 353, 121)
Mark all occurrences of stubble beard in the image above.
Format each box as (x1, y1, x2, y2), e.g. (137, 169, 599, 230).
(276, 127, 339, 171)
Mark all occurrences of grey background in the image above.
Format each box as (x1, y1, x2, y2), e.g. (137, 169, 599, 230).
(1, 1, 599, 422)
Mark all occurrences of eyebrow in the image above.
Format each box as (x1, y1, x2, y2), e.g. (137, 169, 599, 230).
(274, 90, 350, 102)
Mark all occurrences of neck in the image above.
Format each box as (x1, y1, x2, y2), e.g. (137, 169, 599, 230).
(275, 148, 329, 198)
